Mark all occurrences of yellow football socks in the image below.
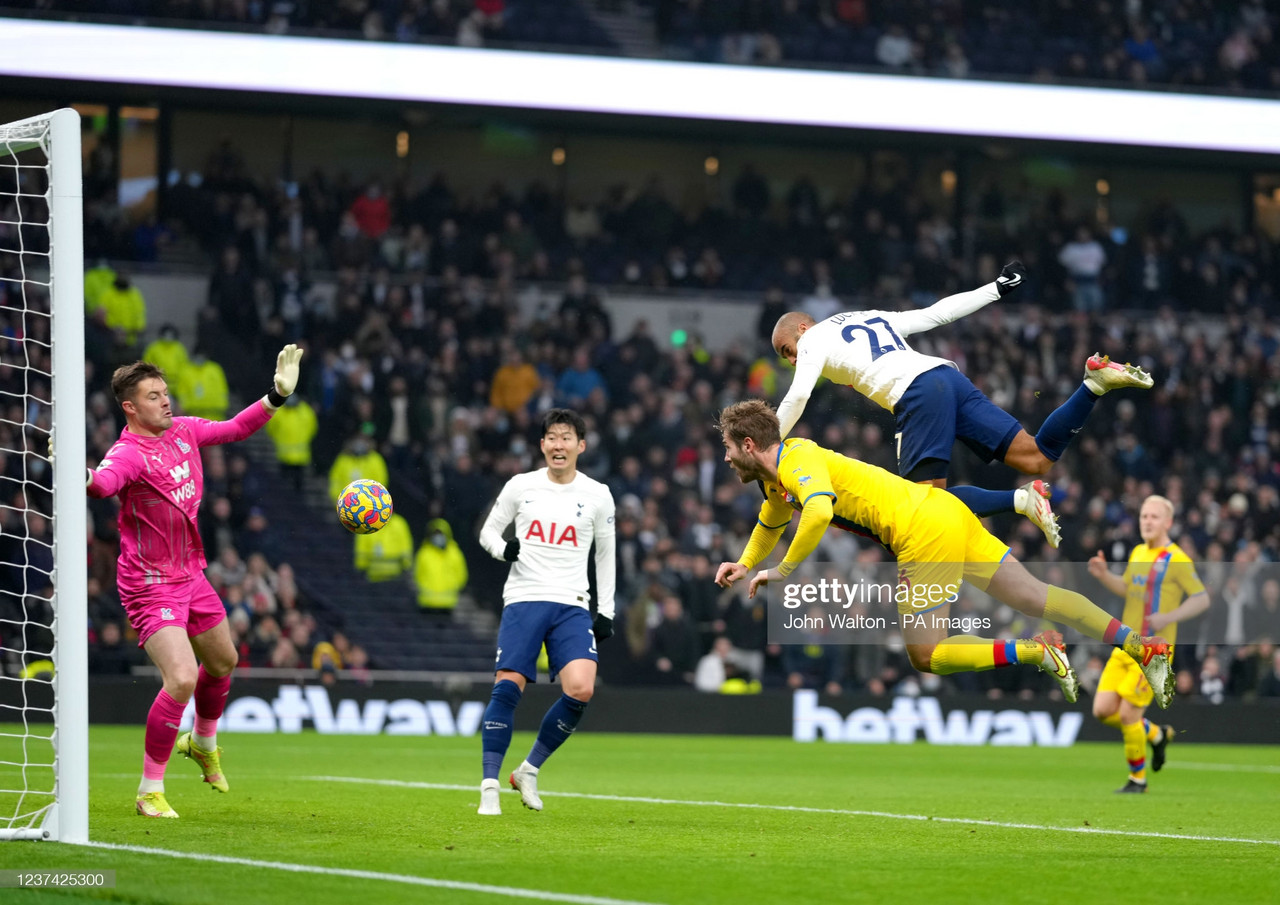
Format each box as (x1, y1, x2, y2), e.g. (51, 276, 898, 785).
(1122, 720, 1147, 781)
(1044, 585, 1121, 643)
(927, 637, 1043, 674)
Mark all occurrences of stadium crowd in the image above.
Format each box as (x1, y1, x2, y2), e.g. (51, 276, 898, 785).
(8, 0, 1278, 95)
(61, 127, 1280, 702)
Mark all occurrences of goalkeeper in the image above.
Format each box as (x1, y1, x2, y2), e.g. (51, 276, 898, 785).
(81, 345, 303, 819)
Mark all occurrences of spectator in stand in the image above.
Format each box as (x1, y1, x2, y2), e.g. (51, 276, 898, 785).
(556, 347, 608, 409)
(328, 426, 390, 502)
(1257, 649, 1280, 697)
(142, 325, 191, 390)
(208, 246, 259, 346)
(264, 394, 318, 492)
(414, 517, 468, 614)
(173, 349, 230, 420)
(99, 270, 148, 347)
(650, 595, 701, 683)
(374, 375, 427, 471)
(349, 181, 392, 240)
(1058, 225, 1108, 312)
(490, 345, 541, 415)
(354, 511, 414, 582)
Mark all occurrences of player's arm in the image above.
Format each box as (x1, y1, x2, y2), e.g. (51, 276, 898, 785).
(776, 345, 825, 439)
(479, 479, 521, 562)
(888, 262, 1024, 337)
(189, 344, 304, 445)
(592, 491, 618, 639)
(85, 444, 144, 498)
(746, 494, 834, 599)
(746, 446, 838, 597)
(1087, 550, 1129, 597)
(1149, 590, 1209, 633)
(1149, 562, 1210, 632)
(717, 485, 792, 587)
(774, 493, 835, 577)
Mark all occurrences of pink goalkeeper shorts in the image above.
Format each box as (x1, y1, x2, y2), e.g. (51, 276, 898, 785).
(117, 574, 227, 648)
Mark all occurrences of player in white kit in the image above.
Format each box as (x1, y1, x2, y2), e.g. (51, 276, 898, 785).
(475, 408, 616, 815)
(770, 262, 1153, 548)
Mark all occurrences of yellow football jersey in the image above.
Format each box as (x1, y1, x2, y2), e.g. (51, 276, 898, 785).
(756, 437, 933, 552)
(1120, 543, 1205, 645)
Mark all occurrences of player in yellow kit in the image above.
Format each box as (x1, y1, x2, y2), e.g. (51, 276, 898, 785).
(712, 399, 1175, 704)
(1089, 495, 1209, 792)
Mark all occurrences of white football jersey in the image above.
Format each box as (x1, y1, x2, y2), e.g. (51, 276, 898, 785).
(776, 283, 1001, 438)
(479, 468, 617, 617)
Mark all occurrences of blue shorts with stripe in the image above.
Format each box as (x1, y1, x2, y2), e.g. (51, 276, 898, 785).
(893, 365, 1022, 480)
(494, 600, 597, 682)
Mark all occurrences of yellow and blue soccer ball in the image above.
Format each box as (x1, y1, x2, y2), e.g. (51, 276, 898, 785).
(336, 479, 393, 534)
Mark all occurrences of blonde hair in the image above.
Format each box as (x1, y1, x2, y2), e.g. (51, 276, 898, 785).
(1143, 495, 1175, 520)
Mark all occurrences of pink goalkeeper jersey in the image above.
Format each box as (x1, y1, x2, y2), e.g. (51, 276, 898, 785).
(87, 401, 273, 585)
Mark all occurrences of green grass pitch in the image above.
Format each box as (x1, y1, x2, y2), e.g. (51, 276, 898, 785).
(1, 726, 1277, 904)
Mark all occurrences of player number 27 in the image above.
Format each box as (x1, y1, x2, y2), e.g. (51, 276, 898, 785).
(841, 317, 905, 361)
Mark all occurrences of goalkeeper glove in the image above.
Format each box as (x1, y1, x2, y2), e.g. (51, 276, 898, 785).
(995, 260, 1025, 297)
(267, 344, 304, 408)
(592, 613, 614, 643)
(503, 538, 521, 562)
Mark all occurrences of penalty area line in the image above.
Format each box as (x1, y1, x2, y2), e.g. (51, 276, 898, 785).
(74, 841, 669, 905)
(302, 775, 1280, 848)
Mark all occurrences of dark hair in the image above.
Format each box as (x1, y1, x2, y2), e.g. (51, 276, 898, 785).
(542, 408, 586, 440)
(110, 361, 166, 406)
(715, 399, 781, 448)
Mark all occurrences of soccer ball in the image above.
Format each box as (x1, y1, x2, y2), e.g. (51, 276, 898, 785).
(336, 479, 393, 534)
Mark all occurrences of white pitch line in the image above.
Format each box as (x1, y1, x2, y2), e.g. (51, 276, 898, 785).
(303, 775, 1280, 848)
(1174, 762, 1280, 774)
(74, 840, 668, 905)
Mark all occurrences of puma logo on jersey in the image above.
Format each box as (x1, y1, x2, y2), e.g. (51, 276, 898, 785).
(524, 520, 579, 546)
(169, 461, 191, 482)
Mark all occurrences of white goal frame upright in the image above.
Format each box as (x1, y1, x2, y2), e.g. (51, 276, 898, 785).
(0, 108, 87, 842)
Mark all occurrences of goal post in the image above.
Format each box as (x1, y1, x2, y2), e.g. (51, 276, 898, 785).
(0, 108, 87, 842)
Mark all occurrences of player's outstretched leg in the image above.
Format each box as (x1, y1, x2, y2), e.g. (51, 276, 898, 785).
(985, 561, 1175, 707)
(479, 678, 523, 816)
(924, 633, 1078, 702)
(1028, 354, 1154, 470)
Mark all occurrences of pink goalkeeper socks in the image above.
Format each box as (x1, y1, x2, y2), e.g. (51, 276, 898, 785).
(193, 665, 231, 738)
(142, 689, 187, 781)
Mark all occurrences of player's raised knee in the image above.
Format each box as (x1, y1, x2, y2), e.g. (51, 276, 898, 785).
(905, 644, 937, 674)
(166, 668, 199, 701)
(561, 679, 595, 702)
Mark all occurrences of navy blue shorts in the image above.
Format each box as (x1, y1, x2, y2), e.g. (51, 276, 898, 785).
(894, 365, 1022, 480)
(494, 600, 597, 682)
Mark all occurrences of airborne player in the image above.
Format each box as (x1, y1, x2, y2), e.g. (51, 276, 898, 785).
(476, 408, 616, 815)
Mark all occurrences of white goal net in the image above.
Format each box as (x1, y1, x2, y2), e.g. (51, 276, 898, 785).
(0, 109, 87, 842)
